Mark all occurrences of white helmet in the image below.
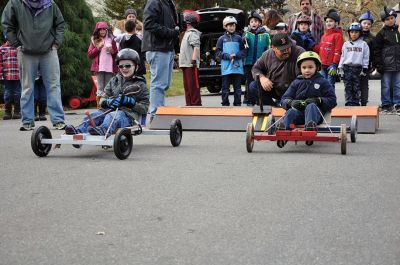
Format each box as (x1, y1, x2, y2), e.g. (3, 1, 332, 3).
(223, 16, 237, 27)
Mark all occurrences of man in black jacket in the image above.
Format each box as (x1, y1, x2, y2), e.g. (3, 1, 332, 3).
(2, 0, 66, 131)
(142, 0, 179, 121)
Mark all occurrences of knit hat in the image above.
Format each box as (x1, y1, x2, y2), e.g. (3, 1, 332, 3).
(124, 6, 137, 18)
(324, 9, 340, 23)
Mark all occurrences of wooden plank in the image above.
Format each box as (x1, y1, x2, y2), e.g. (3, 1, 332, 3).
(156, 106, 253, 116)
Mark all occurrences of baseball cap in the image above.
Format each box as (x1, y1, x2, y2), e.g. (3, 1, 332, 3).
(271, 33, 293, 50)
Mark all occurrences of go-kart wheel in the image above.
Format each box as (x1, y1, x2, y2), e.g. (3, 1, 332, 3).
(277, 140, 286, 148)
(350, 115, 358, 143)
(31, 126, 52, 157)
(340, 123, 347, 155)
(266, 115, 275, 135)
(305, 141, 314, 146)
(246, 123, 254, 153)
(68, 96, 83, 109)
(113, 128, 133, 160)
(169, 119, 182, 147)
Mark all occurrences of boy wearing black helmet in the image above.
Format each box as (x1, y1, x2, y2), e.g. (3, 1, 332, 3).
(290, 15, 316, 51)
(359, 11, 375, 106)
(338, 23, 369, 106)
(179, 10, 202, 106)
(374, 7, 400, 114)
(242, 11, 271, 105)
(64, 49, 149, 137)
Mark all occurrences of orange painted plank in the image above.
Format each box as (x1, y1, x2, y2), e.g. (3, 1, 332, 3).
(156, 106, 253, 116)
(272, 106, 379, 117)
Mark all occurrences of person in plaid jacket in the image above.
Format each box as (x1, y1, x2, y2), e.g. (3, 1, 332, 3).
(0, 38, 21, 120)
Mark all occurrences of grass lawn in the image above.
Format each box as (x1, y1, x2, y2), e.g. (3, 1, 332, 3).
(145, 70, 185, 97)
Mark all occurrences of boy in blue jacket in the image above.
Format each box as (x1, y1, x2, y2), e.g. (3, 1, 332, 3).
(279, 51, 337, 133)
(290, 15, 316, 51)
(242, 11, 271, 105)
(216, 16, 246, 106)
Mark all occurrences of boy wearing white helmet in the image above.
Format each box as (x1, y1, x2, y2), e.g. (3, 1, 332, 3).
(216, 16, 246, 106)
(64, 49, 149, 137)
(338, 23, 369, 106)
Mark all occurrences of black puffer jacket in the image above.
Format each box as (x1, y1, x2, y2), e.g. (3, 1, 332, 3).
(361, 31, 375, 70)
(373, 24, 400, 72)
(142, 0, 179, 53)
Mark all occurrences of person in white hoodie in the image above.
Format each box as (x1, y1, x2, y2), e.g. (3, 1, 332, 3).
(338, 23, 369, 106)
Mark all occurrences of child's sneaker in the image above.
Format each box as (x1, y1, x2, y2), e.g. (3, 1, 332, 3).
(64, 125, 79, 135)
(53, 122, 66, 130)
(305, 121, 317, 131)
(87, 125, 107, 136)
(20, 122, 35, 131)
(380, 105, 394, 114)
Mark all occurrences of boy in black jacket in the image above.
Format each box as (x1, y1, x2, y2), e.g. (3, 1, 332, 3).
(374, 7, 400, 113)
(120, 20, 146, 75)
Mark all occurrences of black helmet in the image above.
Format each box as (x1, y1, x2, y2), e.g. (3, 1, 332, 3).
(248, 11, 262, 23)
(183, 11, 200, 25)
(116, 48, 140, 66)
(380, 6, 397, 21)
(324, 9, 340, 23)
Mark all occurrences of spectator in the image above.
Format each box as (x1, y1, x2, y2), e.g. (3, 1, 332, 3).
(263, 9, 283, 36)
(142, 0, 179, 122)
(64, 49, 149, 137)
(290, 15, 316, 51)
(114, 6, 144, 42)
(275, 22, 289, 34)
(359, 11, 375, 106)
(119, 20, 146, 76)
(287, 0, 324, 43)
(374, 7, 400, 114)
(243, 11, 271, 105)
(216, 16, 246, 106)
(2, 0, 66, 131)
(248, 33, 305, 106)
(314, 9, 343, 89)
(0, 36, 21, 120)
(178, 11, 202, 106)
(88, 22, 118, 108)
(338, 23, 369, 106)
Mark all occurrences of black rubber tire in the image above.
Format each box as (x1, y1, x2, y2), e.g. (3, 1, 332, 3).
(350, 115, 358, 143)
(277, 140, 286, 148)
(266, 115, 275, 135)
(340, 124, 347, 155)
(246, 123, 254, 153)
(31, 126, 52, 157)
(113, 128, 133, 160)
(170, 119, 182, 147)
(305, 141, 314, 146)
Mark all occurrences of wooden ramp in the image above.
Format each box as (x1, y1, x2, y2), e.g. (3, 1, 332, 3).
(150, 106, 379, 133)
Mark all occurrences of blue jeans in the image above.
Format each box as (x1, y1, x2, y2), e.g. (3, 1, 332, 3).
(221, 74, 242, 106)
(283, 103, 322, 129)
(381, 71, 400, 107)
(320, 67, 336, 90)
(76, 109, 133, 134)
(34, 78, 46, 104)
(19, 48, 64, 124)
(146, 51, 175, 116)
(3, 80, 21, 104)
(248, 80, 280, 106)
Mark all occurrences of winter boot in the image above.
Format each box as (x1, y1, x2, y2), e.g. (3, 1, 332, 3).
(34, 102, 39, 121)
(38, 102, 47, 121)
(3, 103, 12, 120)
(96, 96, 101, 109)
(11, 102, 21, 119)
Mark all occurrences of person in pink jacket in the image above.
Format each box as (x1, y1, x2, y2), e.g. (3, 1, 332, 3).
(88, 21, 118, 107)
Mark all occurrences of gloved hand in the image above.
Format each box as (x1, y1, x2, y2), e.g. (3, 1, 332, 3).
(305, 97, 322, 106)
(290, 99, 307, 110)
(338, 68, 344, 78)
(328, 63, 338, 76)
(121, 95, 136, 108)
(360, 68, 368, 77)
(101, 96, 121, 109)
(191, 60, 197, 67)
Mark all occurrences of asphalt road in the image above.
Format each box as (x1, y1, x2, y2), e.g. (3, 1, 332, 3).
(0, 80, 399, 265)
